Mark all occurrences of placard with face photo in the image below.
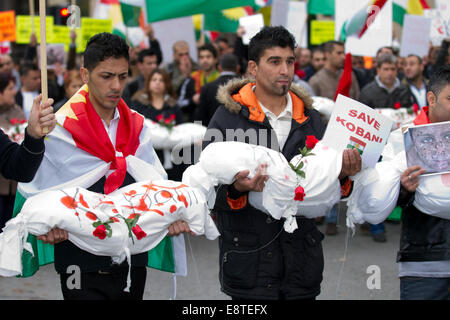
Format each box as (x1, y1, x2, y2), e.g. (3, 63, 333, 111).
(404, 121, 450, 176)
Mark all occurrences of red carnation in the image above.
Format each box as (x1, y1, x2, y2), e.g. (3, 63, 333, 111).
(305, 135, 319, 150)
(19, 119, 26, 124)
(132, 224, 147, 240)
(164, 118, 172, 124)
(394, 102, 401, 109)
(93, 225, 107, 240)
(294, 186, 305, 201)
(10, 118, 19, 125)
(156, 114, 163, 121)
(169, 114, 176, 121)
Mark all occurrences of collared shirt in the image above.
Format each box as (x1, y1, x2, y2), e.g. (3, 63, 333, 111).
(408, 81, 427, 109)
(101, 107, 120, 178)
(21, 90, 39, 120)
(255, 88, 293, 151)
(375, 75, 401, 94)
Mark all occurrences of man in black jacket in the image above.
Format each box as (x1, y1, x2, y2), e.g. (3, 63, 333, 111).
(203, 26, 361, 300)
(396, 66, 450, 300)
(360, 53, 415, 109)
(0, 94, 56, 227)
(194, 53, 239, 126)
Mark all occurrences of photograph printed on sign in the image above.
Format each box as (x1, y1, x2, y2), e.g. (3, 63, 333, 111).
(404, 121, 450, 176)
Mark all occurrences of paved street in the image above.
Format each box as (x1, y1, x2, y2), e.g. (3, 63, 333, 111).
(0, 203, 401, 300)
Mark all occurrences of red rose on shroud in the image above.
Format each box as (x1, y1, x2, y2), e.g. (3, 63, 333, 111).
(93, 225, 107, 239)
(19, 119, 26, 124)
(132, 225, 147, 240)
(156, 114, 163, 121)
(394, 102, 401, 109)
(164, 118, 172, 124)
(9, 118, 19, 125)
(305, 135, 319, 149)
(294, 186, 305, 201)
(169, 114, 176, 121)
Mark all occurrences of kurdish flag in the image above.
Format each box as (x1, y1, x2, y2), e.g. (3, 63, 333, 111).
(94, 0, 146, 47)
(393, 0, 430, 25)
(13, 85, 186, 277)
(347, 136, 367, 155)
(340, 0, 388, 42)
(204, 6, 255, 33)
(145, 0, 258, 23)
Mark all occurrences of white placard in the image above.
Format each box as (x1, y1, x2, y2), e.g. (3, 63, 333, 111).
(322, 95, 393, 168)
(152, 16, 198, 66)
(400, 15, 431, 57)
(424, 9, 447, 46)
(335, 0, 392, 57)
(270, 0, 307, 48)
(436, 0, 450, 38)
(239, 14, 265, 45)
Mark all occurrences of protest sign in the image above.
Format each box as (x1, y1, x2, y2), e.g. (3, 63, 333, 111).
(77, 18, 112, 53)
(239, 14, 264, 45)
(400, 15, 431, 57)
(436, 0, 450, 37)
(37, 44, 66, 70)
(424, 9, 447, 46)
(15, 15, 54, 44)
(0, 11, 16, 42)
(271, 0, 307, 48)
(310, 20, 335, 45)
(335, 0, 392, 57)
(322, 95, 393, 168)
(50, 25, 81, 52)
(152, 16, 197, 66)
(404, 121, 450, 176)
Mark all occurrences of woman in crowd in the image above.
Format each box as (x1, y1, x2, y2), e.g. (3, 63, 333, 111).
(131, 68, 184, 181)
(53, 70, 83, 112)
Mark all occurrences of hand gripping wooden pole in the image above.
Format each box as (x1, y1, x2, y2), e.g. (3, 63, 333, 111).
(39, 0, 48, 134)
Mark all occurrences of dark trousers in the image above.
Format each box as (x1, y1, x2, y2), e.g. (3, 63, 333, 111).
(400, 276, 450, 300)
(0, 194, 15, 230)
(60, 266, 147, 300)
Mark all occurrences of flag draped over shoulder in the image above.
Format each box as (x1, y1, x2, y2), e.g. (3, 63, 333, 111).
(13, 84, 186, 277)
(145, 0, 257, 23)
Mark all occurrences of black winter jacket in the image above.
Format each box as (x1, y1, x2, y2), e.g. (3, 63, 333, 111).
(203, 78, 327, 300)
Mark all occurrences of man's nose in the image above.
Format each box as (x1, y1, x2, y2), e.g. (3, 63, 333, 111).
(111, 76, 121, 90)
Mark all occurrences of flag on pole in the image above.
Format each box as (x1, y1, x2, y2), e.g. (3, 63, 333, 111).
(334, 53, 353, 101)
(339, 0, 388, 42)
(204, 6, 254, 33)
(94, 0, 146, 47)
(393, 0, 430, 25)
(145, 0, 257, 23)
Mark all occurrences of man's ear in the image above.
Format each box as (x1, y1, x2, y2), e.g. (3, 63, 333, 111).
(247, 60, 258, 77)
(80, 67, 89, 84)
(426, 91, 436, 109)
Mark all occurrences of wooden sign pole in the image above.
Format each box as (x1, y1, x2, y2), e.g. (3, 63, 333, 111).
(29, 0, 35, 34)
(39, 0, 48, 133)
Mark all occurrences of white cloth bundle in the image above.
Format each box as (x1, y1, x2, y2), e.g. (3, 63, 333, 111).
(312, 96, 335, 122)
(182, 141, 342, 232)
(375, 108, 415, 131)
(346, 127, 450, 229)
(0, 180, 219, 282)
(145, 120, 206, 150)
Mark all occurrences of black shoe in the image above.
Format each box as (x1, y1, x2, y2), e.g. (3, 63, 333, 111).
(372, 233, 386, 243)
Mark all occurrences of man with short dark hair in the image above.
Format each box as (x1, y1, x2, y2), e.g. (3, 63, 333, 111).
(15, 62, 40, 120)
(303, 46, 325, 81)
(203, 26, 361, 300)
(122, 48, 160, 104)
(403, 54, 428, 109)
(360, 53, 415, 109)
(308, 41, 360, 100)
(194, 53, 239, 126)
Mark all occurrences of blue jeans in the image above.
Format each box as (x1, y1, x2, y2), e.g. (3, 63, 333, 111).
(400, 277, 450, 300)
(325, 204, 338, 224)
(369, 222, 385, 235)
